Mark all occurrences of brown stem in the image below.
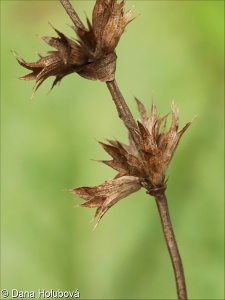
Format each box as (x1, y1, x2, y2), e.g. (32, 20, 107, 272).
(154, 192, 187, 300)
(59, 0, 86, 30)
(106, 80, 139, 148)
(106, 80, 151, 175)
(106, 80, 187, 300)
(59, 2, 187, 299)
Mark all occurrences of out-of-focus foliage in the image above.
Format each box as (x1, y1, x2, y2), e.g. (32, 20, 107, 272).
(1, 1, 224, 299)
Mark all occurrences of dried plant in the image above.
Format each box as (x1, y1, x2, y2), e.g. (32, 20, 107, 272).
(13, 0, 133, 96)
(69, 100, 195, 227)
(14, 1, 197, 299)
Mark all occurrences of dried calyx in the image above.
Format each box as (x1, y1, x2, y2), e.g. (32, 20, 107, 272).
(14, 0, 196, 228)
(69, 99, 196, 226)
(14, 0, 133, 95)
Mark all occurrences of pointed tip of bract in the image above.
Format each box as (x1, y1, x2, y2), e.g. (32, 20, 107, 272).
(12, 51, 23, 63)
(170, 101, 179, 115)
(11, 50, 18, 58)
(11, 50, 19, 57)
(170, 101, 179, 130)
(178, 114, 198, 137)
(30, 92, 35, 100)
(191, 114, 199, 123)
(150, 99, 157, 120)
(72, 204, 81, 208)
(66, 188, 75, 194)
(93, 221, 99, 230)
(40, 35, 51, 44)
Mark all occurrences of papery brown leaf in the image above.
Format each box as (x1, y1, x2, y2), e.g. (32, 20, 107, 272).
(13, 26, 86, 95)
(99, 141, 145, 178)
(92, 0, 133, 54)
(71, 98, 196, 223)
(93, 99, 196, 190)
(78, 52, 117, 82)
(135, 97, 148, 122)
(72, 17, 97, 59)
(99, 142, 129, 177)
(15, 0, 134, 94)
(69, 176, 141, 225)
(137, 121, 158, 154)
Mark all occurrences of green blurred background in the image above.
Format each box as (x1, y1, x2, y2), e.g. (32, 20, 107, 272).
(1, 1, 224, 299)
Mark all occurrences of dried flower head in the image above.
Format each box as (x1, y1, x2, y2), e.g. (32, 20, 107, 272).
(71, 176, 141, 227)
(14, 0, 133, 95)
(69, 99, 196, 225)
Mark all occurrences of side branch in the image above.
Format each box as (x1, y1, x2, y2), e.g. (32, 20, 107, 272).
(154, 192, 187, 300)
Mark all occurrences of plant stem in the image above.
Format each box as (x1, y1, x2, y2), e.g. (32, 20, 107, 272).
(59, 0, 86, 30)
(106, 80, 139, 148)
(154, 192, 187, 300)
(106, 80, 152, 174)
(59, 1, 187, 298)
(106, 79, 187, 299)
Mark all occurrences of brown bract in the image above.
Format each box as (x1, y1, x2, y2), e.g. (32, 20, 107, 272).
(14, 0, 133, 95)
(70, 99, 196, 225)
(69, 176, 141, 226)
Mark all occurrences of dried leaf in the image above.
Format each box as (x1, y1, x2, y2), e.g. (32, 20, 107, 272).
(69, 176, 141, 225)
(72, 99, 196, 223)
(15, 0, 133, 93)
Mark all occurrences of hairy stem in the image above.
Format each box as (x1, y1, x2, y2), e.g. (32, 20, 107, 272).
(154, 192, 187, 300)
